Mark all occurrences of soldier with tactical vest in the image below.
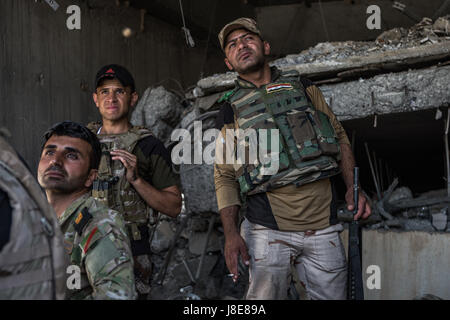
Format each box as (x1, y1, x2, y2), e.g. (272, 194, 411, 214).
(37, 121, 137, 299)
(0, 130, 67, 300)
(214, 18, 371, 300)
(88, 64, 182, 298)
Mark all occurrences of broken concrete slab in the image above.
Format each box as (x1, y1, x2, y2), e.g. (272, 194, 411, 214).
(362, 229, 450, 299)
(197, 42, 450, 96)
(172, 255, 219, 285)
(188, 229, 222, 255)
(433, 16, 450, 36)
(131, 86, 185, 143)
(180, 164, 218, 214)
(151, 220, 175, 253)
(193, 91, 224, 112)
(388, 186, 413, 204)
(319, 65, 450, 121)
(431, 207, 448, 231)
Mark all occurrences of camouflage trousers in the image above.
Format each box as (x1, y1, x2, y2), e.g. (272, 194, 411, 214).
(241, 219, 347, 300)
(133, 254, 153, 297)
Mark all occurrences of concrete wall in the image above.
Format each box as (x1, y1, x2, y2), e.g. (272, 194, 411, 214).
(0, 0, 225, 172)
(341, 229, 450, 299)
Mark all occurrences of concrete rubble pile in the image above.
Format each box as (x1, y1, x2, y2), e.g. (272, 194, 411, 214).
(130, 16, 450, 300)
(130, 86, 246, 300)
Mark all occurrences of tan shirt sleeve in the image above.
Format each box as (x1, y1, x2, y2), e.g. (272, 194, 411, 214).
(214, 123, 242, 211)
(305, 85, 351, 145)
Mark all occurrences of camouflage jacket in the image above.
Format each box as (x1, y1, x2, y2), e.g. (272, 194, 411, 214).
(59, 193, 137, 300)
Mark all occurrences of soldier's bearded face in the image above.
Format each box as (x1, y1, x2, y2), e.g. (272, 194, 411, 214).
(93, 78, 137, 123)
(38, 135, 94, 194)
(224, 29, 269, 75)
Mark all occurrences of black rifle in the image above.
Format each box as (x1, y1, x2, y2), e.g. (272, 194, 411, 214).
(347, 167, 364, 300)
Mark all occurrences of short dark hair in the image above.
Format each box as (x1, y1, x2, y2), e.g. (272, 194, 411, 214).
(41, 121, 101, 170)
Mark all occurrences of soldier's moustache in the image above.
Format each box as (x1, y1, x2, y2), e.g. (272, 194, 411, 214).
(45, 165, 66, 176)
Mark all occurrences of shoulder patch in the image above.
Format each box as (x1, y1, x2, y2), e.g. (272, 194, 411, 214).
(82, 226, 99, 255)
(73, 207, 93, 236)
(218, 89, 237, 103)
(266, 83, 293, 94)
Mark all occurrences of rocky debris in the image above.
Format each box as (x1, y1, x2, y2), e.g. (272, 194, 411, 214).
(431, 207, 448, 231)
(146, 208, 248, 300)
(131, 86, 185, 144)
(195, 16, 450, 96)
(188, 229, 222, 255)
(180, 164, 218, 214)
(376, 16, 450, 47)
(175, 107, 219, 214)
(150, 220, 174, 253)
(366, 185, 450, 232)
(433, 15, 450, 36)
(388, 186, 413, 204)
(318, 65, 450, 121)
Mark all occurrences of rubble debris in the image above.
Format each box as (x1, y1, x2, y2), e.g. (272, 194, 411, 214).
(414, 293, 444, 300)
(431, 207, 448, 231)
(388, 186, 413, 204)
(180, 164, 218, 214)
(131, 86, 185, 143)
(385, 193, 450, 213)
(397, 217, 436, 232)
(151, 220, 175, 253)
(433, 16, 450, 36)
(188, 230, 222, 255)
(195, 16, 450, 96)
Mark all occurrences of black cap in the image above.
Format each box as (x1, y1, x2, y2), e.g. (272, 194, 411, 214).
(94, 64, 135, 92)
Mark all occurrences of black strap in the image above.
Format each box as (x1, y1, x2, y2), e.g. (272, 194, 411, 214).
(0, 189, 12, 251)
(347, 222, 364, 300)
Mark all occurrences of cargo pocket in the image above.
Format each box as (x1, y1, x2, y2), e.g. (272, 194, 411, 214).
(313, 111, 340, 156)
(286, 111, 322, 161)
(241, 220, 269, 262)
(312, 231, 347, 272)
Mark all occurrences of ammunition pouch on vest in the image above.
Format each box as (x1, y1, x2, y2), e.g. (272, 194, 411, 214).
(87, 123, 156, 243)
(227, 70, 341, 197)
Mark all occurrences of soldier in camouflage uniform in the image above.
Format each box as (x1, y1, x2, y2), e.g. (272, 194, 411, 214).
(0, 130, 67, 300)
(214, 18, 372, 300)
(37, 121, 137, 299)
(89, 65, 181, 298)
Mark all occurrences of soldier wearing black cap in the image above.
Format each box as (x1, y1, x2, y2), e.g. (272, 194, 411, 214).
(88, 64, 182, 299)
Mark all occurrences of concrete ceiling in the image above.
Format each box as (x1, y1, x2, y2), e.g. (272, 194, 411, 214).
(128, 0, 449, 55)
(128, 0, 352, 49)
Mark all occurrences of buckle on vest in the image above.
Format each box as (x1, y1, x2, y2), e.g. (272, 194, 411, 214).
(40, 217, 54, 237)
(130, 224, 142, 241)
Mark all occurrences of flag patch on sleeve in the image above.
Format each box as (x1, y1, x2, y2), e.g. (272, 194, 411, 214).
(266, 83, 293, 94)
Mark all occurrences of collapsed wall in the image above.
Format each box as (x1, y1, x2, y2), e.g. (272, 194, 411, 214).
(131, 16, 450, 300)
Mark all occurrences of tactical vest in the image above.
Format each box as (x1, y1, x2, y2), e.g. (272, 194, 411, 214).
(226, 70, 341, 196)
(0, 135, 67, 299)
(87, 122, 155, 242)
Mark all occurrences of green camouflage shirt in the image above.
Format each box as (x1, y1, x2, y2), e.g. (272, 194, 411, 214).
(59, 193, 137, 300)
